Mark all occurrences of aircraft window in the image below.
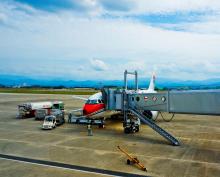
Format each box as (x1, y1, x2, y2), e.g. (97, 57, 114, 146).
(98, 99, 102, 103)
(87, 100, 98, 104)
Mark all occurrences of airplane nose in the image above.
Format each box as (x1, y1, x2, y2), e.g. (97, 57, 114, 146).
(83, 108, 88, 115)
(83, 103, 105, 116)
(83, 104, 91, 115)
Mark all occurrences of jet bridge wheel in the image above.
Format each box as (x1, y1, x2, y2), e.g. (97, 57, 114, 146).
(124, 127, 131, 134)
(124, 126, 139, 133)
(135, 126, 139, 132)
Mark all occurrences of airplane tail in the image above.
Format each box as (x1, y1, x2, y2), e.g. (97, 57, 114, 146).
(148, 73, 156, 91)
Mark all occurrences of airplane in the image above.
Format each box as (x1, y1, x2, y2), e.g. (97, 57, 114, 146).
(72, 73, 158, 120)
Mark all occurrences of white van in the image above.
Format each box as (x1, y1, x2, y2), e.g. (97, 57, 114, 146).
(42, 115, 56, 130)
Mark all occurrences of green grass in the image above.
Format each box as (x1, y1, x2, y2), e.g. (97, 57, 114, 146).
(0, 88, 98, 95)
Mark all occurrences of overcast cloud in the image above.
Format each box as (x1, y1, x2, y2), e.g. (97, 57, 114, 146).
(0, 0, 220, 80)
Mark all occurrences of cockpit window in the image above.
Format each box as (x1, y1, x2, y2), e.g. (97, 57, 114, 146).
(86, 100, 99, 104)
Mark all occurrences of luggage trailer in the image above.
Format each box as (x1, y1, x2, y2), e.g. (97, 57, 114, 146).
(68, 109, 105, 127)
(101, 70, 220, 146)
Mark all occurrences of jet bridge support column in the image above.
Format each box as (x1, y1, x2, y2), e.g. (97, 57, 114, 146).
(123, 92, 140, 134)
(123, 71, 140, 133)
(122, 91, 128, 131)
(124, 70, 138, 90)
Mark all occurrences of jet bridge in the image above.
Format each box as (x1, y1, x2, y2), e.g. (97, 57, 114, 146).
(101, 70, 220, 146)
(128, 90, 220, 115)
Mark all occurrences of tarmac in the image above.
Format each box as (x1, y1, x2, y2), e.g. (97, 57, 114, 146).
(0, 93, 220, 177)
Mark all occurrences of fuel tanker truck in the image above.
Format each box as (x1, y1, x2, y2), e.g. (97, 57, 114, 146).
(17, 101, 64, 118)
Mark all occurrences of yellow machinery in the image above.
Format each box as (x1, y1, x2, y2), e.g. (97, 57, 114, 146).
(117, 146, 147, 171)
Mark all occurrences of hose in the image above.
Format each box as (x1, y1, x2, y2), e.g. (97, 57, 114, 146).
(159, 111, 175, 122)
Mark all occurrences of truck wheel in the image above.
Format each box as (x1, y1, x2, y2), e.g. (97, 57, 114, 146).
(98, 124, 105, 128)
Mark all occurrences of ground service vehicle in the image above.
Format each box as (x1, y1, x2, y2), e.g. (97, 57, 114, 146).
(51, 109, 65, 126)
(42, 116, 56, 130)
(17, 101, 64, 118)
(35, 109, 50, 120)
(68, 109, 104, 127)
(42, 109, 65, 130)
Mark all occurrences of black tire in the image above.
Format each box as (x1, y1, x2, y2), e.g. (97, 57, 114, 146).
(127, 159, 131, 165)
(124, 127, 130, 134)
(135, 126, 139, 132)
(98, 124, 105, 128)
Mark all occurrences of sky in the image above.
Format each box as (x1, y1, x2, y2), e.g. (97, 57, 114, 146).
(0, 0, 220, 81)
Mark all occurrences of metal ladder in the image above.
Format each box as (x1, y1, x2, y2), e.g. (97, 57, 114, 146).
(129, 108, 180, 146)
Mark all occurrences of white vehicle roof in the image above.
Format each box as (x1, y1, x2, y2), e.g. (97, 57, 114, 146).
(53, 101, 63, 104)
(19, 101, 63, 110)
(30, 102, 53, 110)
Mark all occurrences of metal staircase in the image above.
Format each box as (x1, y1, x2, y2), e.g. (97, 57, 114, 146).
(129, 108, 180, 146)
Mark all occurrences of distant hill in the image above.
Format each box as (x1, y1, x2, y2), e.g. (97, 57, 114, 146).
(1, 74, 220, 89)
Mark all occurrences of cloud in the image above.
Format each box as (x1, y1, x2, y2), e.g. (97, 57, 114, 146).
(0, 1, 220, 81)
(8, 0, 220, 15)
(7, 0, 220, 34)
(0, 13, 7, 22)
(96, 0, 220, 16)
(90, 59, 108, 71)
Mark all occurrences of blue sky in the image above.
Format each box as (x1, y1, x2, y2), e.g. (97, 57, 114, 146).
(1, 0, 220, 80)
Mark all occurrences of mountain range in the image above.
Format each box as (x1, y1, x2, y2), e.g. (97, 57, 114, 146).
(1, 74, 220, 89)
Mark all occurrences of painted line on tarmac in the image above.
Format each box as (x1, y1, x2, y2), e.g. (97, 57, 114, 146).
(0, 154, 149, 177)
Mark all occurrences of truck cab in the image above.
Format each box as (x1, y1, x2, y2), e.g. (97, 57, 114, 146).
(17, 104, 33, 118)
(52, 101, 64, 110)
(35, 109, 50, 120)
(51, 109, 65, 126)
